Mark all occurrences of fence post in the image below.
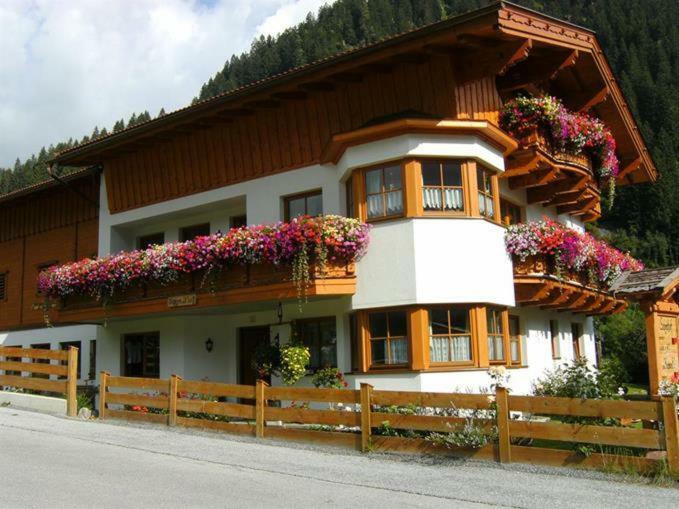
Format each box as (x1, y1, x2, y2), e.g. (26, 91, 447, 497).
(255, 379, 267, 438)
(169, 374, 180, 426)
(495, 386, 511, 464)
(99, 371, 109, 420)
(661, 395, 679, 473)
(65, 346, 78, 417)
(360, 383, 373, 452)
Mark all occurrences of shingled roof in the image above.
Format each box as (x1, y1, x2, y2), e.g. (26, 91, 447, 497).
(609, 266, 679, 297)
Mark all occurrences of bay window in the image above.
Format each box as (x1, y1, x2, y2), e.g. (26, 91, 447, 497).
(487, 307, 506, 363)
(368, 310, 408, 366)
(421, 160, 464, 213)
(429, 307, 473, 364)
(477, 166, 495, 219)
(365, 165, 403, 219)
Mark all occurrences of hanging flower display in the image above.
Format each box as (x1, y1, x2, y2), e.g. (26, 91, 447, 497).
(500, 95, 620, 201)
(38, 215, 371, 300)
(504, 219, 643, 287)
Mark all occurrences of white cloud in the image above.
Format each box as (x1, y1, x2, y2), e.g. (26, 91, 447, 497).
(0, 0, 331, 167)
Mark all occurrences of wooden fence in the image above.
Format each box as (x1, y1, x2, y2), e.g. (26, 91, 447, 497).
(99, 372, 679, 474)
(0, 345, 79, 416)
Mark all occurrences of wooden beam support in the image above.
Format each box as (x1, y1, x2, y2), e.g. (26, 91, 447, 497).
(456, 39, 533, 84)
(497, 39, 533, 76)
(526, 176, 588, 204)
(509, 167, 558, 189)
(503, 152, 543, 179)
(497, 49, 578, 92)
(557, 195, 598, 215)
(538, 287, 576, 309)
(571, 86, 610, 112)
(617, 157, 642, 181)
(545, 188, 589, 207)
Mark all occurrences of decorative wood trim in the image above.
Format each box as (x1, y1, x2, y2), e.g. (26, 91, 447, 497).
(403, 159, 422, 218)
(464, 160, 479, 217)
(408, 308, 429, 370)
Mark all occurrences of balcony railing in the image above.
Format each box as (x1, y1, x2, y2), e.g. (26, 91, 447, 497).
(54, 261, 356, 322)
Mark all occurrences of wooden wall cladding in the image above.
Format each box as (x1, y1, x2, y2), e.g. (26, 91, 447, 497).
(104, 56, 502, 213)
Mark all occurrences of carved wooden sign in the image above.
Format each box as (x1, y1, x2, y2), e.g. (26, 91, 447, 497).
(167, 294, 197, 308)
(655, 314, 679, 381)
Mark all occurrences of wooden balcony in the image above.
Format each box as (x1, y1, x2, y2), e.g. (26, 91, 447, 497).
(513, 255, 626, 315)
(503, 129, 601, 222)
(53, 262, 356, 323)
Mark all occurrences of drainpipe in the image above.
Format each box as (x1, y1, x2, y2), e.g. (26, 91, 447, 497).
(47, 163, 100, 207)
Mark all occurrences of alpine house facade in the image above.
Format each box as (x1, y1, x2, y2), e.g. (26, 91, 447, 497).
(0, 2, 657, 395)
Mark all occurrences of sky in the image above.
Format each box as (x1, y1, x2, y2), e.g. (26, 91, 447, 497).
(0, 0, 331, 168)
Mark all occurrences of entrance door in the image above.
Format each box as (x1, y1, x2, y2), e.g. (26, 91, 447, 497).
(238, 326, 271, 387)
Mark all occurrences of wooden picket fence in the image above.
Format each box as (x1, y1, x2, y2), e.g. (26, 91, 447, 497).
(0, 345, 79, 416)
(99, 372, 679, 475)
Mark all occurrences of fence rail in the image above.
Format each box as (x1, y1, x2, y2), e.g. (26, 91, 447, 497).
(0, 345, 79, 416)
(98, 372, 679, 475)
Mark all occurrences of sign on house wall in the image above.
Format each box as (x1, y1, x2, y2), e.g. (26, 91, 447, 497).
(645, 304, 679, 395)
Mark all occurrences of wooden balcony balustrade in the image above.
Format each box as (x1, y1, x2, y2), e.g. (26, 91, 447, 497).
(502, 128, 602, 222)
(512, 255, 626, 315)
(52, 261, 356, 323)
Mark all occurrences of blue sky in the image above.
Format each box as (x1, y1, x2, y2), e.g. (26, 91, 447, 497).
(0, 0, 331, 167)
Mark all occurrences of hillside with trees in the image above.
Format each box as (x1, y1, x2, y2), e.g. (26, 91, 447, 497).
(1, 0, 676, 383)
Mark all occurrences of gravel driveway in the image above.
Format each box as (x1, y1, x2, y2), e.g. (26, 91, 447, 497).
(0, 407, 676, 508)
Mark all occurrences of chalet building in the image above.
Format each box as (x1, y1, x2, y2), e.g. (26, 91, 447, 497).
(0, 3, 656, 394)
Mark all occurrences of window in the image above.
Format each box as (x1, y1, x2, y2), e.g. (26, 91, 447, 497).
(549, 320, 561, 359)
(365, 165, 403, 219)
(349, 313, 359, 372)
(297, 317, 337, 370)
(500, 198, 522, 226)
(284, 190, 323, 220)
(123, 332, 160, 378)
(138, 232, 165, 249)
(368, 310, 408, 366)
(571, 323, 582, 359)
(180, 223, 210, 242)
(345, 177, 355, 218)
(60, 341, 81, 379)
(30, 343, 51, 379)
(0, 272, 6, 301)
(477, 167, 496, 219)
(88, 339, 97, 381)
(421, 160, 464, 213)
(508, 315, 522, 365)
(429, 307, 472, 363)
(487, 308, 506, 362)
(230, 215, 247, 229)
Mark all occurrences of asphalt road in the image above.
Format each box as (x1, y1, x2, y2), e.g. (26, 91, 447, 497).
(0, 407, 677, 508)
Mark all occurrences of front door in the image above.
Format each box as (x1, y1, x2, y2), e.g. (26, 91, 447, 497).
(238, 326, 271, 386)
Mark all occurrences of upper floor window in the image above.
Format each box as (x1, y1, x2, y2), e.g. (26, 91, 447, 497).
(421, 161, 464, 213)
(297, 317, 337, 370)
(429, 307, 472, 364)
(180, 223, 210, 242)
(345, 177, 355, 218)
(138, 232, 165, 249)
(230, 215, 247, 229)
(487, 307, 506, 363)
(0, 272, 7, 301)
(477, 166, 496, 219)
(500, 198, 523, 226)
(368, 310, 408, 366)
(508, 315, 522, 366)
(284, 190, 322, 220)
(365, 165, 403, 220)
(123, 332, 160, 378)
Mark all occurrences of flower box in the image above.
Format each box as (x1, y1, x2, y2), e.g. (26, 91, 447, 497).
(519, 127, 593, 173)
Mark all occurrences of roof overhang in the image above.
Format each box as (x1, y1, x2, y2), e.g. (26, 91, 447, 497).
(49, 1, 657, 185)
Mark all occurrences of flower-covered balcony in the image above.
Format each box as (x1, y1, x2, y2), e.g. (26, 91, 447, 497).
(499, 96, 621, 222)
(38, 216, 370, 323)
(505, 220, 642, 315)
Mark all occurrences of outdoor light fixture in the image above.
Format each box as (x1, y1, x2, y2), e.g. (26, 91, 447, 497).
(277, 301, 283, 324)
(205, 337, 214, 353)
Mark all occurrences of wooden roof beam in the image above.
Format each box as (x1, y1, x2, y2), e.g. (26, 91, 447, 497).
(331, 72, 363, 83)
(542, 291, 582, 310)
(557, 195, 598, 215)
(617, 157, 642, 181)
(497, 49, 579, 92)
(298, 81, 335, 92)
(271, 91, 308, 101)
(243, 99, 280, 109)
(538, 287, 576, 308)
(455, 39, 533, 84)
(508, 167, 559, 189)
(545, 188, 589, 207)
(570, 85, 610, 112)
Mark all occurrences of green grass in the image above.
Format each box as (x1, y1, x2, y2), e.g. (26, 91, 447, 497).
(623, 383, 649, 396)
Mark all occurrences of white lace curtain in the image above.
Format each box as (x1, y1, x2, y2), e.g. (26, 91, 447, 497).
(430, 335, 471, 362)
(422, 187, 463, 211)
(367, 190, 403, 218)
(390, 337, 408, 364)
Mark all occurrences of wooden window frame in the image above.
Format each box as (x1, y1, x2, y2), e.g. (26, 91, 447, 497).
(508, 314, 523, 366)
(295, 316, 338, 371)
(122, 332, 160, 379)
(571, 322, 583, 360)
(345, 177, 355, 219)
(366, 309, 410, 369)
(362, 162, 405, 222)
(499, 197, 524, 227)
(427, 305, 475, 367)
(549, 319, 561, 360)
(477, 165, 500, 223)
(420, 159, 467, 216)
(487, 307, 509, 365)
(283, 189, 323, 221)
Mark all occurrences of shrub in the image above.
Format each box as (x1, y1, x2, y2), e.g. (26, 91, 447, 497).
(533, 357, 615, 400)
(311, 367, 348, 389)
